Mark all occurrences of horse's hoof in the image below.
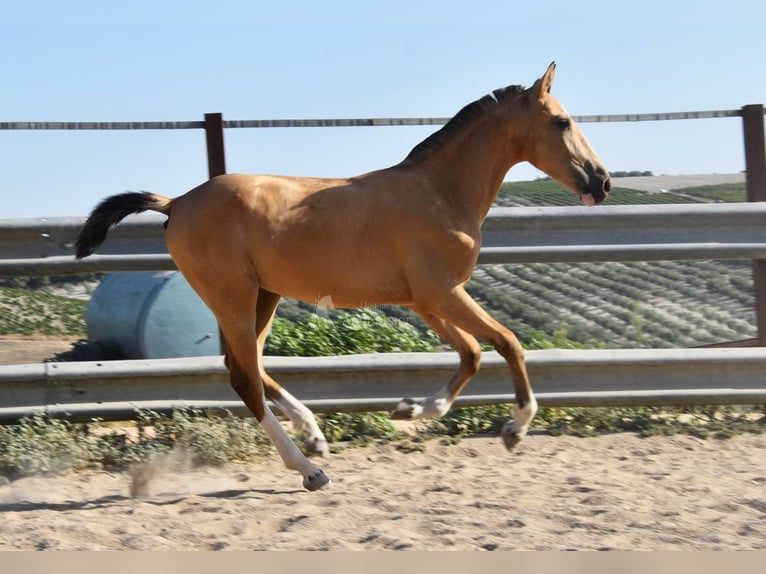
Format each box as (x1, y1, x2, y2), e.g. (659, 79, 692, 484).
(391, 397, 422, 420)
(501, 422, 523, 452)
(303, 469, 332, 491)
(304, 436, 330, 458)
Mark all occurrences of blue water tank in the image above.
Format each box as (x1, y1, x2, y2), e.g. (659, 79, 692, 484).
(87, 271, 221, 359)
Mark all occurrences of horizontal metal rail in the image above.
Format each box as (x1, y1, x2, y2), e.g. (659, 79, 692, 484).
(1, 348, 765, 423)
(3, 203, 766, 277)
(1, 107, 761, 132)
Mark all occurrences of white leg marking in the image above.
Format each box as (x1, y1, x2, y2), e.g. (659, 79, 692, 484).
(393, 387, 453, 420)
(260, 399, 332, 490)
(502, 395, 538, 451)
(421, 387, 453, 418)
(271, 389, 329, 457)
(511, 395, 538, 436)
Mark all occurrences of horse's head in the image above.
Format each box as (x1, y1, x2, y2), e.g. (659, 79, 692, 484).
(521, 62, 611, 206)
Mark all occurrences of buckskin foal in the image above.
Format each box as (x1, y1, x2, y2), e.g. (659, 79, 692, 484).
(75, 63, 610, 490)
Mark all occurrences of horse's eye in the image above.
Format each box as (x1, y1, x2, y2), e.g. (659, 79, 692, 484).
(556, 117, 571, 130)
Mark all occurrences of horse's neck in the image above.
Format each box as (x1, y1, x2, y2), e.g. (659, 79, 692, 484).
(419, 119, 523, 223)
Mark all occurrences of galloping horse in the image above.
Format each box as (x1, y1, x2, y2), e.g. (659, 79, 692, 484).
(76, 63, 610, 491)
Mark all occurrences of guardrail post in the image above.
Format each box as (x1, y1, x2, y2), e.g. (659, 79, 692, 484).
(204, 113, 228, 354)
(743, 104, 766, 345)
(204, 112, 227, 178)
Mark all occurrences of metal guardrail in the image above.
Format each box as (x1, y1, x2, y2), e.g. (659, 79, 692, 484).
(2, 348, 766, 423)
(3, 202, 766, 276)
(2, 203, 766, 421)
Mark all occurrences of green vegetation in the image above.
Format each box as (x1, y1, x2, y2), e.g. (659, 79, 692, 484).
(496, 179, 747, 207)
(495, 180, 705, 207)
(423, 404, 765, 440)
(669, 183, 747, 203)
(0, 287, 86, 337)
(2, 403, 763, 481)
(533, 405, 765, 439)
(265, 309, 440, 356)
(319, 411, 405, 446)
(0, 273, 101, 291)
(607, 171, 654, 177)
(467, 260, 754, 348)
(0, 409, 271, 480)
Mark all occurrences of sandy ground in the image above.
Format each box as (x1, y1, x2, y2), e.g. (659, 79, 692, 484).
(0, 337, 78, 366)
(1, 432, 764, 551)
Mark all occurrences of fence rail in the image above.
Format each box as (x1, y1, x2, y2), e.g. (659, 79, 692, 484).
(0, 108, 762, 133)
(3, 202, 766, 276)
(2, 349, 766, 423)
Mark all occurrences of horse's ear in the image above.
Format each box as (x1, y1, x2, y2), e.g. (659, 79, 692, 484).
(532, 61, 556, 99)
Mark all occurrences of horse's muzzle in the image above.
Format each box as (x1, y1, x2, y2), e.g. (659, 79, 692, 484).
(580, 164, 611, 206)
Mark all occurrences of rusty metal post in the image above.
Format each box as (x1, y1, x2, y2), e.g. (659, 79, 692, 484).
(743, 104, 766, 345)
(204, 113, 227, 178)
(203, 113, 228, 354)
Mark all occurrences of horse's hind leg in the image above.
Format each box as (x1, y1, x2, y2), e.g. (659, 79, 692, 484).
(254, 289, 330, 457)
(412, 286, 537, 451)
(211, 285, 331, 491)
(392, 309, 482, 419)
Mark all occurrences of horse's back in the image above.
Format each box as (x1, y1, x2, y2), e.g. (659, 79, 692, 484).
(164, 172, 416, 306)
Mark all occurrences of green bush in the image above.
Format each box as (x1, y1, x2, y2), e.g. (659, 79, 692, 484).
(318, 411, 404, 445)
(265, 309, 441, 356)
(523, 329, 589, 350)
(163, 409, 272, 465)
(422, 404, 511, 436)
(0, 409, 273, 481)
(0, 414, 101, 479)
(533, 405, 766, 438)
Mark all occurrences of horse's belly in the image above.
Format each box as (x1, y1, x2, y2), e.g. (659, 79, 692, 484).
(258, 257, 411, 309)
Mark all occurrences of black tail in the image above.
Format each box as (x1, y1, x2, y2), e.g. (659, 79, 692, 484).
(74, 191, 172, 259)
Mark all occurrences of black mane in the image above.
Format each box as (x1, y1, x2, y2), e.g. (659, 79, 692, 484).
(400, 84, 527, 166)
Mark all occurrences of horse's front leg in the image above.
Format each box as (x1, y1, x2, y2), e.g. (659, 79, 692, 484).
(392, 309, 482, 419)
(396, 289, 537, 451)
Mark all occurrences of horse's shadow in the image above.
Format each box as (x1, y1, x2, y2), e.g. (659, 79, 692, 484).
(0, 494, 129, 513)
(0, 487, 303, 513)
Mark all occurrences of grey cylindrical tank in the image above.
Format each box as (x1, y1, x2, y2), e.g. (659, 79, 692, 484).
(87, 271, 220, 359)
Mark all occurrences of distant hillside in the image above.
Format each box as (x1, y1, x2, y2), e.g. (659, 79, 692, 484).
(467, 260, 754, 348)
(496, 178, 747, 207)
(607, 173, 745, 193)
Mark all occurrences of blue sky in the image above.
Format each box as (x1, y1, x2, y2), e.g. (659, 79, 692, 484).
(1, 0, 764, 218)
